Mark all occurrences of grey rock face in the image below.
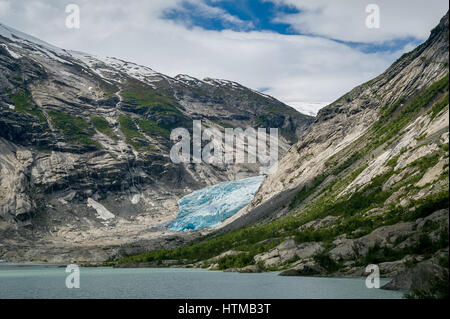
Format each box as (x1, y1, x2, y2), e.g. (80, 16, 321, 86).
(237, 264, 264, 273)
(382, 258, 446, 291)
(254, 239, 323, 267)
(200, 12, 450, 290)
(0, 22, 314, 261)
(238, 12, 449, 224)
(329, 222, 415, 261)
(299, 215, 339, 231)
(279, 261, 325, 276)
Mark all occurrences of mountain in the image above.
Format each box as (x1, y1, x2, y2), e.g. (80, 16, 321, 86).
(118, 12, 449, 293)
(0, 22, 313, 262)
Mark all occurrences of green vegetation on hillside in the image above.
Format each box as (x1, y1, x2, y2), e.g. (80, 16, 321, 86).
(290, 151, 363, 210)
(429, 93, 449, 120)
(113, 184, 448, 269)
(91, 116, 116, 139)
(404, 272, 449, 299)
(121, 81, 192, 142)
(216, 253, 255, 270)
(118, 115, 155, 152)
(10, 90, 46, 123)
(48, 111, 98, 148)
(137, 119, 170, 139)
(113, 74, 449, 273)
(122, 81, 182, 116)
(368, 73, 448, 150)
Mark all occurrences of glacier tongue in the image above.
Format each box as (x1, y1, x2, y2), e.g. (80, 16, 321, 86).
(170, 176, 265, 231)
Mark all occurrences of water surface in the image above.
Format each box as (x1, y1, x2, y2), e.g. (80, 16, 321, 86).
(0, 265, 404, 299)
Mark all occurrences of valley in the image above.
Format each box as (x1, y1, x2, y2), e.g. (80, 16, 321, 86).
(0, 21, 312, 262)
(0, 10, 449, 297)
(112, 12, 450, 295)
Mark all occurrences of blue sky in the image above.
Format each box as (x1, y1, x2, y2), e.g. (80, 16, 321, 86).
(164, 0, 301, 35)
(163, 0, 425, 54)
(0, 0, 448, 115)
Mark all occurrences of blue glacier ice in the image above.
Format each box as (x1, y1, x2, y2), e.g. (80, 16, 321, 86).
(169, 176, 265, 231)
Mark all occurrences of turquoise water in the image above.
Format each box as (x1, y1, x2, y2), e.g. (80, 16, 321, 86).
(170, 176, 265, 231)
(0, 265, 403, 299)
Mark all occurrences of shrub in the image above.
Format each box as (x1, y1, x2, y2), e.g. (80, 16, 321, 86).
(313, 252, 340, 273)
(404, 272, 449, 299)
(217, 253, 254, 270)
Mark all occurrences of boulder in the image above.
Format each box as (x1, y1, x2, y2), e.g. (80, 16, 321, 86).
(279, 260, 324, 276)
(299, 215, 339, 231)
(330, 222, 415, 261)
(382, 258, 446, 291)
(238, 264, 263, 273)
(254, 239, 323, 267)
(279, 269, 302, 276)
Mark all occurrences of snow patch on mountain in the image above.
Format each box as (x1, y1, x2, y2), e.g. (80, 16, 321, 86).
(288, 101, 330, 116)
(70, 51, 168, 87)
(0, 23, 73, 65)
(87, 198, 115, 221)
(0, 43, 21, 59)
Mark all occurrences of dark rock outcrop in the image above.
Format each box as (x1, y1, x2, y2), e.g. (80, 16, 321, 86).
(382, 258, 448, 291)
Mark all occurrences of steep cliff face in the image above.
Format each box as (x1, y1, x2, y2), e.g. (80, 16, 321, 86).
(118, 13, 449, 291)
(217, 13, 450, 279)
(244, 12, 449, 217)
(0, 22, 313, 261)
(220, 12, 450, 281)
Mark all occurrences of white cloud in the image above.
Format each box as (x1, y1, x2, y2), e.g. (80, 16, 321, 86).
(0, 0, 447, 115)
(269, 0, 449, 43)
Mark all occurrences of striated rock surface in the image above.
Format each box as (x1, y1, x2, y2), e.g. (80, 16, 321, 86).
(148, 13, 449, 294)
(240, 12, 449, 221)
(382, 258, 447, 291)
(254, 239, 323, 268)
(0, 22, 313, 262)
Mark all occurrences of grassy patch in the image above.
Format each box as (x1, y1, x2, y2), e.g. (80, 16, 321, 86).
(368, 73, 448, 151)
(211, 119, 236, 129)
(408, 153, 440, 174)
(118, 115, 155, 151)
(10, 90, 46, 123)
(91, 116, 116, 139)
(48, 111, 98, 147)
(429, 93, 449, 120)
(290, 152, 363, 209)
(137, 119, 170, 139)
(122, 81, 182, 116)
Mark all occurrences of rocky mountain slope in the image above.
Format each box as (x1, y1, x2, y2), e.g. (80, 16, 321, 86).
(118, 12, 449, 294)
(0, 22, 313, 262)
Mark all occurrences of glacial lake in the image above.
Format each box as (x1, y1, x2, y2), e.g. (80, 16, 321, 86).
(0, 265, 404, 299)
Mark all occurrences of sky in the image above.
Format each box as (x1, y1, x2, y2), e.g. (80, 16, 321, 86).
(0, 0, 448, 115)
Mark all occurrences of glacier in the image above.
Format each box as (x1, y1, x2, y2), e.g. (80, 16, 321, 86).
(169, 176, 265, 231)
